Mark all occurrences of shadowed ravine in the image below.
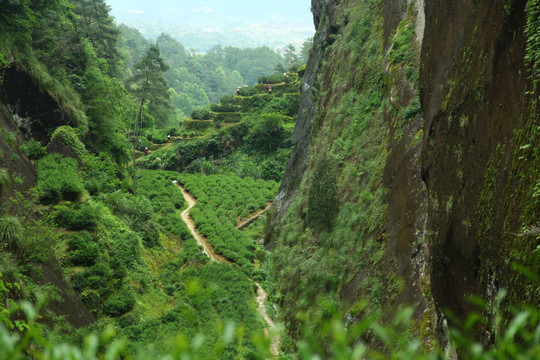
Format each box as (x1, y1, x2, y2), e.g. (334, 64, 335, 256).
(173, 180, 280, 357)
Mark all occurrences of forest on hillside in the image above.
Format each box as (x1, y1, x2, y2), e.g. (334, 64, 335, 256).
(0, 0, 305, 358)
(120, 27, 311, 116)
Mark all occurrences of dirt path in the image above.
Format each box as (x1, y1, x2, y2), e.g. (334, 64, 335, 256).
(256, 283, 280, 357)
(235, 202, 272, 230)
(174, 181, 229, 263)
(174, 181, 279, 358)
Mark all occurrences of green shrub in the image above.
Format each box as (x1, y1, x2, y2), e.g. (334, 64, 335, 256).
(244, 113, 287, 153)
(157, 213, 190, 239)
(53, 203, 100, 230)
(191, 107, 212, 120)
(37, 154, 85, 204)
(306, 158, 339, 231)
(210, 103, 238, 112)
(49, 126, 87, 157)
(213, 112, 241, 123)
(403, 97, 422, 119)
(109, 227, 142, 270)
(237, 87, 256, 96)
(135, 170, 185, 212)
(220, 94, 235, 104)
(71, 260, 114, 293)
(235, 93, 272, 110)
(260, 150, 290, 181)
(183, 120, 214, 132)
(67, 231, 99, 266)
(184, 157, 219, 175)
(166, 126, 179, 136)
(258, 73, 289, 84)
(5, 132, 15, 148)
(86, 275, 102, 289)
(81, 153, 120, 196)
(388, 21, 415, 65)
(20, 139, 46, 160)
(146, 128, 168, 144)
(135, 137, 150, 151)
(140, 221, 160, 248)
(103, 284, 136, 317)
(261, 94, 300, 117)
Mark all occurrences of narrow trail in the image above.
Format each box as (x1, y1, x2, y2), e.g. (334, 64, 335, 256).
(128, 118, 247, 168)
(256, 283, 280, 357)
(129, 141, 174, 167)
(173, 181, 280, 358)
(174, 181, 229, 263)
(235, 202, 272, 230)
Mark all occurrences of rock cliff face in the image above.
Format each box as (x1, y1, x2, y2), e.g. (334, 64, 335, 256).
(267, 0, 539, 344)
(0, 103, 37, 206)
(0, 66, 73, 143)
(266, 0, 434, 339)
(265, 0, 330, 248)
(0, 71, 95, 330)
(421, 0, 539, 330)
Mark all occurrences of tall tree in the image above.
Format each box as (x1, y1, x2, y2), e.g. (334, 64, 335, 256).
(128, 44, 171, 195)
(72, 0, 121, 76)
(129, 44, 172, 128)
(282, 44, 300, 71)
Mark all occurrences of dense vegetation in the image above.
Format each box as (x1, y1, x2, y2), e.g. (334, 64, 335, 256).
(178, 174, 277, 271)
(267, 1, 397, 345)
(0, 0, 299, 357)
(119, 28, 309, 117)
(0, 125, 274, 357)
(3, 0, 539, 358)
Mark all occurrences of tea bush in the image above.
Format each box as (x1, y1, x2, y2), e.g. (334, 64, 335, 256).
(191, 107, 212, 120)
(81, 152, 120, 195)
(210, 103, 239, 112)
(136, 170, 185, 212)
(53, 203, 101, 230)
(157, 213, 190, 239)
(178, 174, 277, 267)
(258, 73, 289, 84)
(67, 231, 99, 266)
(37, 154, 85, 204)
(103, 284, 136, 317)
(146, 128, 168, 144)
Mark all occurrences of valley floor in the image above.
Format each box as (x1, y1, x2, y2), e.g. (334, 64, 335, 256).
(175, 180, 280, 357)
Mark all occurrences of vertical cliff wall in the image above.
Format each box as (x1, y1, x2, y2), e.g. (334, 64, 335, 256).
(0, 76, 95, 330)
(421, 0, 539, 332)
(266, 0, 435, 341)
(267, 0, 539, 346)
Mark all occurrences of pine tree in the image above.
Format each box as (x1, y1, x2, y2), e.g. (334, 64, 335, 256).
(128, 44, 172, 195)
(72, 0, 121, 76)
(129, 44, 172, 129)
(283, 44, 300, 71)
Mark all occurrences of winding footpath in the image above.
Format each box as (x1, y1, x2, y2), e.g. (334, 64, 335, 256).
(176, 181, 229, 263)
(173, 181, 280, 358)
(235, 202, 272, 230)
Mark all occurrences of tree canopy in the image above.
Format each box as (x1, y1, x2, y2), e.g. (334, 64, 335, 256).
(129, 44, 173, 128)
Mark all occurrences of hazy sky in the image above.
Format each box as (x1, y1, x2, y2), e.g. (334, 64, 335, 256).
(105, 0, 314, 29)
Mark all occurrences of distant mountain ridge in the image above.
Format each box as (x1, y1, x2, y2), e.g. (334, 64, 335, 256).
(105, 0, 315, 51)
